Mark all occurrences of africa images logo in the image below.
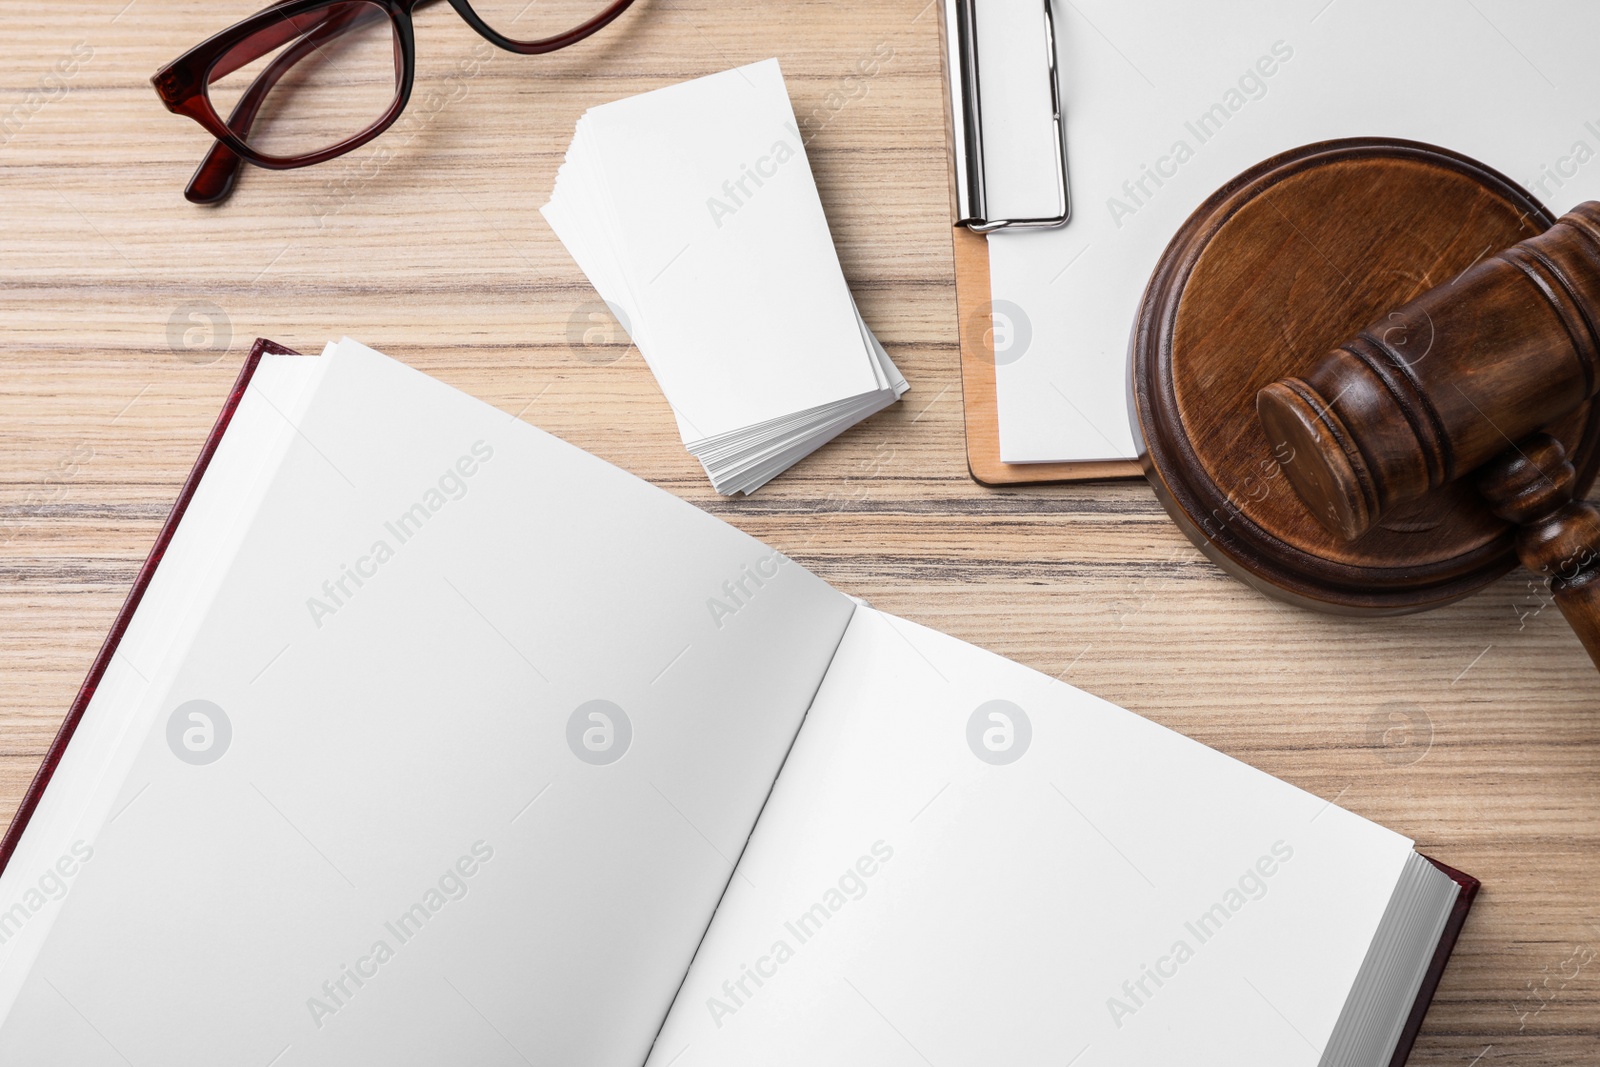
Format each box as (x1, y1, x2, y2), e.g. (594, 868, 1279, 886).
(966, 699, 1031, 765)
(166, 699, 232, 765)
(567, 699, 632, 765)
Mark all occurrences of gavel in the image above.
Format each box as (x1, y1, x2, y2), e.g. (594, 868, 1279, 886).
(1258, 202, 1600, 670)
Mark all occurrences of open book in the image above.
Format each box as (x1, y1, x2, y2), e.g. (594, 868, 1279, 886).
(0, 339, 1473, 1066)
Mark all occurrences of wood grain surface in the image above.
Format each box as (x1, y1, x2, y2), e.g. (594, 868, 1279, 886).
(1, 2, 1597, 1063)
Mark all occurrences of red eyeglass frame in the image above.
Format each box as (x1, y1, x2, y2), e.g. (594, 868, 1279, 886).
(152, 0, 636, 204)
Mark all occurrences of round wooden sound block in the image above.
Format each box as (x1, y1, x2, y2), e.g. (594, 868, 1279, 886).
(1131, 138, 1600, 614)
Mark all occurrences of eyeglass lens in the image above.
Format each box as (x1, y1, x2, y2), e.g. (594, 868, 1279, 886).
(205, 1, 402, 159)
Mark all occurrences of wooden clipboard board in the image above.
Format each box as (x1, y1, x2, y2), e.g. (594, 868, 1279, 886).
(940, 0, 1141, 486)
(952, 228, 1142, 485)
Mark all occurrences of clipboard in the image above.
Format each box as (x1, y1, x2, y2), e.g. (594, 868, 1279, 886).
(940, 0, 1142, 485)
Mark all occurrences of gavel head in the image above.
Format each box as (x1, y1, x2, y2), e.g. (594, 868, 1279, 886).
(1258, 202, 1600, 540)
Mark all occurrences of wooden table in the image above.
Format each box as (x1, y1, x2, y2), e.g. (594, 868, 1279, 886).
(2, 2, 1596, 1062)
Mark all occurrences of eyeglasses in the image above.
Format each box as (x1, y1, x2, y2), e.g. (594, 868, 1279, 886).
(151, 0, 636, 204)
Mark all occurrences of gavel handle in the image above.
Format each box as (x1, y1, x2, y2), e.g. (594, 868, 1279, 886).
(1477, 435, 1600, 671)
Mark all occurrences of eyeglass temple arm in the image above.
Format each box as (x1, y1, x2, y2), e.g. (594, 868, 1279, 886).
(186, 4, 374, 204)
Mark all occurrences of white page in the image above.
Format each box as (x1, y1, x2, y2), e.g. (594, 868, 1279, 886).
(0, 342, 855, 1066)
(648, 607, 1415, 1066)
(974, 0, 1064, 222)
(991, 0, 1600, 461)
(579, 60, 883, 438)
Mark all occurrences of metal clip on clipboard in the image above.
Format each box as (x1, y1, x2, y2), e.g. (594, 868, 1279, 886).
(946, 0, 1071, 232)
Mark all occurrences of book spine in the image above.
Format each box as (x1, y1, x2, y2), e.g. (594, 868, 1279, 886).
(0, 338, 306, 877)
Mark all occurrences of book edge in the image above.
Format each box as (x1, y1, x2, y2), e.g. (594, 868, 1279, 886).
(1387, 855, 1480, 1067)
(0, 337, 304, 877)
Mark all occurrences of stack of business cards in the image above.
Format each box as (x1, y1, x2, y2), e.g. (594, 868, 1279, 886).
(542, 59, 907, 494)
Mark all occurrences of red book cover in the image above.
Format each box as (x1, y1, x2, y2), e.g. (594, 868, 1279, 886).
(0, 338, 304, 876)
(1389, 857, 1480, 1067)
